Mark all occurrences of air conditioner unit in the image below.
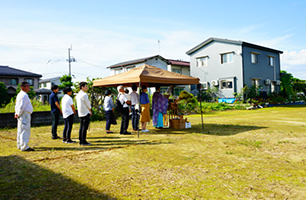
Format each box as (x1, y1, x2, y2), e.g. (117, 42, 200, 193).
(276, 80, 281, 85)
(211, 80, 219, 86)
(264, 79, 271, 85)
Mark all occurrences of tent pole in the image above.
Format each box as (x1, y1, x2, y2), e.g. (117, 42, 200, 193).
(91, 86, 94, 107)
(199, 88, 204, 130)
(138, 81, 141, 138)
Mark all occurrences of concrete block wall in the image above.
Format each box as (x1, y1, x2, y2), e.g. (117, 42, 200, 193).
(0, 111, 80, 128)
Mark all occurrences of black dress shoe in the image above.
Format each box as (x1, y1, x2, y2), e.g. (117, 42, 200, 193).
(80, 142, 91, 146)
(106, 131, 114, 134)
(65, 140, 76, 143)
(22, 147, 35, 151)
(52, 136, 61, 139)
(123, 132, 131, 135)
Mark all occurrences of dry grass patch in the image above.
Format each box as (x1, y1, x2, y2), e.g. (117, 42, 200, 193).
(1, 106, 306, 199)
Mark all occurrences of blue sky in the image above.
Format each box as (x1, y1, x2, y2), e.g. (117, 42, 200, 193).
(1, 0, 306, 82)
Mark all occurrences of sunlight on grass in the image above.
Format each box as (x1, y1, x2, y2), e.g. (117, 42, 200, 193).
(1, 105, 306, 199)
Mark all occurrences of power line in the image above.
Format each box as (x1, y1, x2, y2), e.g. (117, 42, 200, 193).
(76, 59, 106, 68)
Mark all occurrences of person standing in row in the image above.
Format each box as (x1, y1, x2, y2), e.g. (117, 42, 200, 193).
(117, 85, 131, 135)
(152, 85, 168, 128)
(76, 82, 92, 145)
(61, 87, 76, 143)
(14, 82, 34, 151)
(104, 89, 114, 134)
(130, 84, 139, 131)
(140, 85, 150, 132)
(50, 85, 62, 139)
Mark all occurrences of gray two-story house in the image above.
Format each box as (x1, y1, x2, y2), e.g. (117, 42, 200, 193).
(186, 37, 283, 99)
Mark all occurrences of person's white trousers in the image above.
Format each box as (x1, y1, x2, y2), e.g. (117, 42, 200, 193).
(17, 112, 31, 151)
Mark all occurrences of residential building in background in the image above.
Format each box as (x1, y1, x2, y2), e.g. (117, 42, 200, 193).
(0, 65, 42, 98)
(36, 76, 62, 103)
(186, 37, 283, 99)
(107, 55, 191, 95)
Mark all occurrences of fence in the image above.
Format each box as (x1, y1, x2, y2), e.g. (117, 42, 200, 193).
(0, 111, 80, 128)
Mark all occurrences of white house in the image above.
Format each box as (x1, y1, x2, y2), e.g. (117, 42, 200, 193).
(36, 76, 62, 103)
(107, 55, 191, 96)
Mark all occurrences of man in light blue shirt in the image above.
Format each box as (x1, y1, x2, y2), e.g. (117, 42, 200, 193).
(104, 89, 114, 133)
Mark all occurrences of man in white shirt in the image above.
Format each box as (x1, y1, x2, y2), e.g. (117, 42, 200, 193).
(14, 82, 34, 151)
(76, 82, 92, 145)
(61, 87, 76, 143)
(117, 85, 131, 135)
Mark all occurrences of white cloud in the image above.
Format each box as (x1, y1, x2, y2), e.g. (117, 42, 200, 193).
(0, 19, 209, 82)
(282, 49, 306, 65)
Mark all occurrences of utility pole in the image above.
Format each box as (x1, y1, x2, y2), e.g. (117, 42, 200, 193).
(68, 47, 71, 76)
(158, 40, 160, 55)
(67, 45, 75, 76)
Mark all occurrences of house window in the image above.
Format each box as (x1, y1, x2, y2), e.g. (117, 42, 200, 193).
(126, 66, 135, 71)
(160, 87, 168, 94)
(268, 56, 274, 66)
(220, 80, 233, 89)
(43, 83, 47, 87)
(221, 52, 233, 64)
(251, 53, 259, 64)
(114, 68, 123, 75)
(172, 68, 181, 74)
(196, 56, 208, 67)
(25, 78, 34, 86)
(200, 82, 208, 90)
(252, 79, 259, 86)
(174, 88, 184, 96)
(271, 82, 275, 93)
(8, 78, 18, 85)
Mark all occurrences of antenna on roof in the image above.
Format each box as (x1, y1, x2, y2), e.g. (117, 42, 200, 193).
(158, 40, 160, 55)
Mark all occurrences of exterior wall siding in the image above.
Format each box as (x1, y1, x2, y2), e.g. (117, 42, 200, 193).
(145, 58, 167, 70)
(242, 46, 281, 94)
(190, 41, 243, 98)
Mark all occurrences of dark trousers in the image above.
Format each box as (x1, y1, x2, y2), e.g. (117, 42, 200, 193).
(105, 110, 113, 131)
(79, 114, 90, 144)
(51, 110, 60, 138)
(63, 114, 74, 140)
(131, 105, 139, 130)
(120, 107, 129, 134)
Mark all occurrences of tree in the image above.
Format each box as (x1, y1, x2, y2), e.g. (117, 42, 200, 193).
(16, 84, 36, 99)
(0, 82, 9, 107)
(280, 70, 295, 98)
(73, 77, 117, 121)
(292, 78, 306, 95)
(59, 74, 73, 90)
(74, 77, 117, 109)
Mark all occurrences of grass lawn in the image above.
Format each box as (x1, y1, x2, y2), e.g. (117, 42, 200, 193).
(1, 106, 306, 199)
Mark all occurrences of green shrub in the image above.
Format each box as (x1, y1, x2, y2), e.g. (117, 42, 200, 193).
(0, 98, 50, 113)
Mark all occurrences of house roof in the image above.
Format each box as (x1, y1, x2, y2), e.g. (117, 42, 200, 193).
(34, 88, 52, 94)
(107, 55, 169, 69)
(0, 65, 42, 77)
(39, 76, 61, 83)
(186, 37, 283, 55)
(167, 59, 190, 67)
(93, 64, 199, 87)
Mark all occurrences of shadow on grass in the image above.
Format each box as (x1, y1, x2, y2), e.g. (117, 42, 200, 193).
(149, 123, 267, 136)
(267, 104, 306, 108)
(33, 138, 170, 152)
(0, 155, 115, 200)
